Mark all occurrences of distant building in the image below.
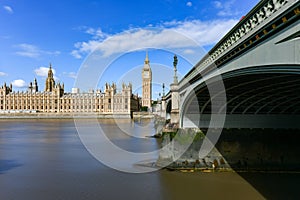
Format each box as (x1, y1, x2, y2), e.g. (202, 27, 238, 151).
(0, 65, 139, 116)
(141, 51, 152, 109)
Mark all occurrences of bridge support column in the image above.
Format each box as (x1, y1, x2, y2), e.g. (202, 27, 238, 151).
(161, 97, 166, 118)
(170, 83, 179, 124)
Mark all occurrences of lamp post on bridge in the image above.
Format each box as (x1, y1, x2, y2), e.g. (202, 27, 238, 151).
(170, 55, 179, 124)
(161, 83, 166, 118)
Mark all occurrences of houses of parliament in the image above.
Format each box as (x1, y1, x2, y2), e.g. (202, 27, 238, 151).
(0, 52, 155, 115)
(0, 64, 140, 116)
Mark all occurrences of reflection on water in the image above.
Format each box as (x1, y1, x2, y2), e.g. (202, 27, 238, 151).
(0, 119, 298, 199)
(0, 160, 22, 174)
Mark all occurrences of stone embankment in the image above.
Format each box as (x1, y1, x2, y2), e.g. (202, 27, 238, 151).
(154, 117, 300, 172)
(154, 116, 230, 171)
(0, 113, 132, 119)
(132, 112, 154, 119)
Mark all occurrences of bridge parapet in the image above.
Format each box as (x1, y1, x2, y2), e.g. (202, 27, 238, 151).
(179, 0, 299, 89)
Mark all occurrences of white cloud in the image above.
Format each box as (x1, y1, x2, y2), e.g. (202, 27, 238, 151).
(12, 79, 26, 88)
(86, 28, 108, 39)
(3, 5, 13, 14)
(213, 0, 240, 17)
(15, 44, 40, 58)
(186, 2, 192, 7)
(34, 66, 56, 77)
(71, 50, 82, 59)
(0, 72, 8, 76)
(76, 26, 108, 39)
(71, 19, 238, 59)
(15, 43, 60, 58)
(169, 19, 238, 45)
(213, 1, 223, 9)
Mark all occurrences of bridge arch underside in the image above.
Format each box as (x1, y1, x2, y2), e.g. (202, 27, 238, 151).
(166, 100, 172, 114)
(182, 68, 300, 129)
(165, 100, 172, 119)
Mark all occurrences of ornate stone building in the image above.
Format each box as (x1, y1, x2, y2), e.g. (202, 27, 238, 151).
(45, 64, 56, 92)
(141, 51, 152, 109)
(0, 65, 139, 116)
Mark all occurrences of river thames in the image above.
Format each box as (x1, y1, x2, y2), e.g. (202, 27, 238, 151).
(0, 119, 299, 199)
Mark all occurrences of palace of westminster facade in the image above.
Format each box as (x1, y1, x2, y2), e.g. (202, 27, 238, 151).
(0, 64, 140, 115)
(0, 53, 155, 115)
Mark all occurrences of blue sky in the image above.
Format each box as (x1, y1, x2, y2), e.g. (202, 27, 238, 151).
(0, 0, 259, 98)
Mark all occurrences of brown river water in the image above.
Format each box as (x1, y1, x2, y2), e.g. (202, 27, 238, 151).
(0, 119, 299, 199)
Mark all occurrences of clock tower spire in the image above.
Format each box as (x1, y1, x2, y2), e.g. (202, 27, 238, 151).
(145, 50, 149, 64)
(142, 51, 152, 110)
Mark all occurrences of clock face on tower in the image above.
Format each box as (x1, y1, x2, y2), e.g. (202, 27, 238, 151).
(144, 71, 149, 78)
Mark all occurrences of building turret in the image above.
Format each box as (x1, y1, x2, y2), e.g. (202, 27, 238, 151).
(28, 81, 33, 92)
(0, 82, 12, 95)
(105, 83, 116, 95)
(45, 63, 55, 92)
(33, 78, 38, 92)
(29, 78, 38, 93)
(53, 81, 64, 97)
(122, 83, 132, 93)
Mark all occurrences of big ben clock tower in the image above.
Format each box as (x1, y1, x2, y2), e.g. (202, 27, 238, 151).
(142, 51, 152, 109)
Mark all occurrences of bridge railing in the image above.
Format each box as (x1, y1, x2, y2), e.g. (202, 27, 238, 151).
(179, 0, 298, 89)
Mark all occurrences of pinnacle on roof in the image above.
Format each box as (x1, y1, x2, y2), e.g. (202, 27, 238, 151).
(144, 50, 150, 65)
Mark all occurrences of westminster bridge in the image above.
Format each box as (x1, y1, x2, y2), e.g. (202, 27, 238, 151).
(163, 0, 300, 129)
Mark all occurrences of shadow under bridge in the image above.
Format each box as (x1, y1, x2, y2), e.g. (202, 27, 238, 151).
(181, 66, 300, 129)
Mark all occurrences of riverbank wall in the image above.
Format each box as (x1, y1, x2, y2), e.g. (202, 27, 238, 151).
(132, 112, 154, 119)
(0, 113, 132, 119)
(157, 126, 300, 171)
